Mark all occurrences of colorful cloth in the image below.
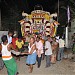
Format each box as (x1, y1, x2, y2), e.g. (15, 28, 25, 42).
(3, 58, 17, 75)
(12, 38, 18, 49)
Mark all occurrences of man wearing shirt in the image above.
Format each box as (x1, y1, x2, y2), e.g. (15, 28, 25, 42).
(57, 36, 65, 61)
(7, 31, 13, 44)
(45, 35, 52, 68)
(36, 36, 43, 68)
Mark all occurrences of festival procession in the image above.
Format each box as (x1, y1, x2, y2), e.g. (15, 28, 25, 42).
(0, 0, 75, 75)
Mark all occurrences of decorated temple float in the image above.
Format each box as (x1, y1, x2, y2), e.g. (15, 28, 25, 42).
(19, 5, 59, 37)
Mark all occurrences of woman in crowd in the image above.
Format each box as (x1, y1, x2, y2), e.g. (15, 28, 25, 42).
(21, 37, 37, 73)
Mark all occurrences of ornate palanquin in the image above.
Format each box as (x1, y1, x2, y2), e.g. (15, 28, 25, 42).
(19, 7, 59, 37)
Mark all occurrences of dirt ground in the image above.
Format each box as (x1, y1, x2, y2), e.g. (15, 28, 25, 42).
(0, 49, 75, 75)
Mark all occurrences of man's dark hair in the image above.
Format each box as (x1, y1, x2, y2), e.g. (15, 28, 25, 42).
(8, 31, 13, 35)
(37, 36, 40, 40)
(1, 35, 7, 43)
(59, 36, 62, 39)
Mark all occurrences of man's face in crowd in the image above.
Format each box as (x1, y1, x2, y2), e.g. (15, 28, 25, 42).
(9, 33, 13, 37)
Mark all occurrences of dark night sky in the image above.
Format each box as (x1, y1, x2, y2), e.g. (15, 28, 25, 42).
(1, 0, 68, 34)
(23, 0, 57, 13)
(1, 0, 61, 14)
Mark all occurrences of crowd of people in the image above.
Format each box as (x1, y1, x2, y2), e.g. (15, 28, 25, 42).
(0, 31, 65, 75)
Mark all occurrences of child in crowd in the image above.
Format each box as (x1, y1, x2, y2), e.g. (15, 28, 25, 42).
(16, 37, 24, 60)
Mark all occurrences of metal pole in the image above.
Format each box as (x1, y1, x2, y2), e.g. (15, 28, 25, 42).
(65, 26, 69, 48)
(65, 5, 70, 48)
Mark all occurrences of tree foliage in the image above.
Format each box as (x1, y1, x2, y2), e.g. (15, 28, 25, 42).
(1, 0, 22, 31)
(69, 0, 75, 19)
(60, 0, 75, 20)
